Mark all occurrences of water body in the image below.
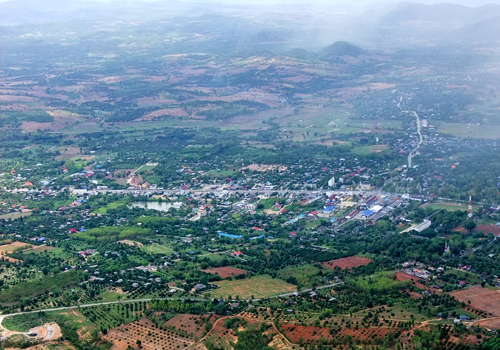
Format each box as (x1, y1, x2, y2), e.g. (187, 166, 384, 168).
(130, 202, 182, 212)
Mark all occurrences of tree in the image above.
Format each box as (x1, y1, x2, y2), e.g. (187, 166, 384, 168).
(463, 219, 476, 233)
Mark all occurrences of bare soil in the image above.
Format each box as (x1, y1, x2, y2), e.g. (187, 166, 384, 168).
(322, 256, 373, 270)
(202, 266, 247, 279)
(450, 287, 500, 316)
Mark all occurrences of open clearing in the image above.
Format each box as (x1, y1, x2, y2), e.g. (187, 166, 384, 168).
(281, 324, 393, 343)
(0, 241, 32, 254)
(473, 224, 500, 236)
(472, 318, 500, 330)
(209, 274, 296, 299)
(202, 266, 247, 279)
(322, 256, 372, 270)
(141, 243, 174, 255)
(394, 272, 427, 290)
(450, 286, 500, 316)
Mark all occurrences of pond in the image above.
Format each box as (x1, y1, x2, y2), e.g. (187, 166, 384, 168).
(130, 201, 182, 212)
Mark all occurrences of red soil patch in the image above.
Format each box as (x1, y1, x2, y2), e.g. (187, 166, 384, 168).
(202, 266, 247, 279)
(394, 272, 427, 290)
(322, 256, 373, 270)
(472, 318, 500, 330)
(406, 289, 423, 299)
(164, 314, 216, 338)
(281, 324, 393, 343)
(450, 286, 500, 316)
(474, 224, 500, 237)
(104, 318, 195, 350)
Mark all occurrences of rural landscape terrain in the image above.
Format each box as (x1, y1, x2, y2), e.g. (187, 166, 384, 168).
(1, 0, 500, 349)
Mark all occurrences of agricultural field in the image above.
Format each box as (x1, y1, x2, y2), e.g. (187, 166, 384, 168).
(202, 266, 247, 279)
(0, 241, 32, 254)
(322, 256, 373, 270)
(450, 286, 500, 316)
(103, 318, 199, 350)
(281, 324, 394, 343)
(164, 314, 216, 339)
(209, 275, 296, 299)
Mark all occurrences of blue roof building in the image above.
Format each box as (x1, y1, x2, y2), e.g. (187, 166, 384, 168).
(218, 232, 243, 239)
(361, 210, 374, 217)
(323, 206, 335, 213)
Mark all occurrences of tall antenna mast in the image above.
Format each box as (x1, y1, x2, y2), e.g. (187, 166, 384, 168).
(468, 191, 473, 219)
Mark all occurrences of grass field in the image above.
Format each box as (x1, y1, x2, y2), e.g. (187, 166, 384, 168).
(209, 274, 296, 299)
(0, 212, 32, 220)
(141, 243, 175, 255)
(278, 264, 320, 288)
(94, 201, 128, 214)
(423, 203, 477, 212)
(352, 144, 390, 155)
(436, 122, 500, 139)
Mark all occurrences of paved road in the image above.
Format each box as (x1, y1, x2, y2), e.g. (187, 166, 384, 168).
(408, 110, 423, 169)
(0, 282, 343, 321)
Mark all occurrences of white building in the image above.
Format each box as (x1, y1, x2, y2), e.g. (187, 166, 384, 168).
(328, 177, 336, 187)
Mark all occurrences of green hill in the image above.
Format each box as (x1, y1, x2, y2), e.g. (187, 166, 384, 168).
(318, 41, 368, 59)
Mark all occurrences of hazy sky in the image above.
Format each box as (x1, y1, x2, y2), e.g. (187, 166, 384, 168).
(1, 0, 500, 5)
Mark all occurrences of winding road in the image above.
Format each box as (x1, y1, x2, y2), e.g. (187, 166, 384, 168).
(408, 111, 423, 169)
(0, 282, 343, 324)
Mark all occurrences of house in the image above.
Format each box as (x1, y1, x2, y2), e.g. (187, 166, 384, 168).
(233, 251, 243, 257)
(229, 302, 240, 310)
(69, 228, 78, 234)
(37, 237, 46, 242)
(194, 283, 206, 290)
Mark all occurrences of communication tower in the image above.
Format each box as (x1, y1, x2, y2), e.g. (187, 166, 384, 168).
(468, 192, 473, 219)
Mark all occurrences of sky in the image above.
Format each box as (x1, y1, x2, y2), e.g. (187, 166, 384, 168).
(1, 0, 500, 5)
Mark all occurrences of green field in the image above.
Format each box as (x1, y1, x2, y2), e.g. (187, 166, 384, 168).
(352, 144, 390, 155)
(278, 264, 321, 288)
(141, 243, 175, 255)
(424, 203, 477, 212)
(436, 122, 500, 139)
(94, 201, 128, 214)
(209, 274, 297, 299)
(0, 212, 32, 220)
(0, 271, 82, 304)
